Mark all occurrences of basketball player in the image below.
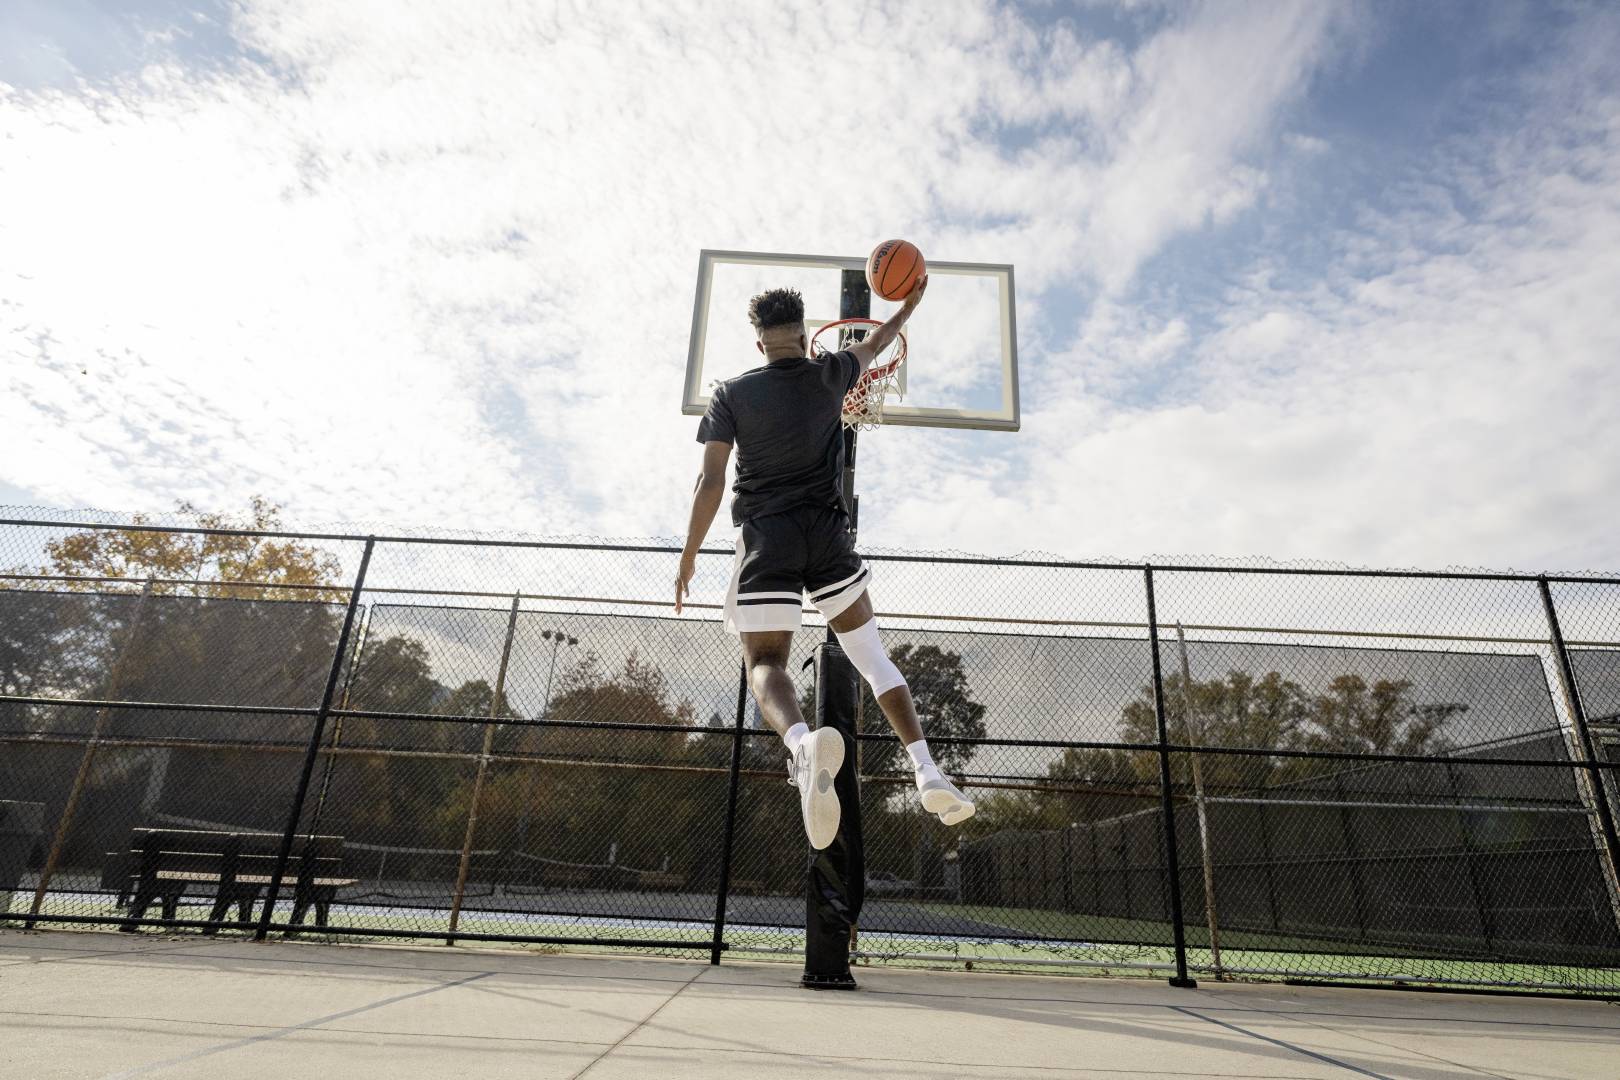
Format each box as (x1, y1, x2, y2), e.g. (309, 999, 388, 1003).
(674, 275, 975, 849)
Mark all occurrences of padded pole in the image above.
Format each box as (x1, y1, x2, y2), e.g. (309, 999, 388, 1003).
(802, 642, 864, 989)
(838, 267, 869, 532)
(801, 269, 872, 988)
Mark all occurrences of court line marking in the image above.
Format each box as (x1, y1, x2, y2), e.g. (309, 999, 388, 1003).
(0, 1006, 1339, 1080)
(1212, 997, 1522, 1080)
(1, 940, 205, 966)
(1173, 1006, 1396, 1080)
(570, 967, 705, 1079)
(700, 979, 1620, 1031)
(97, 970, 493, 1078)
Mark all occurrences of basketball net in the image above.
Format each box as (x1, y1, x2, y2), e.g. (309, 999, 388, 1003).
(811, 318, 906, 432)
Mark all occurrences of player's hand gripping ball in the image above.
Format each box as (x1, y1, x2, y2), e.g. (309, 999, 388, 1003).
(866, 239, 926, 301)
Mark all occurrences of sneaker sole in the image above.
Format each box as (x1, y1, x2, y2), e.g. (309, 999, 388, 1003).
(921, 786, 976, 826)
(802, 728, 844, 850)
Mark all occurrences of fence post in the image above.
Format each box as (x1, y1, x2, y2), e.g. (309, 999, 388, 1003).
(307, 601, 372, 839)
(26, 577, 155, 927)
(1089, 823, 1101, 915)
(1331, 773, 1371, 943)
(1444, 760, 1494, 950)
(1175, 625, 1222, 977)
(710, 661, 748, 965)
(1144, 566, 1196, 989)
(1537, 577, 1620, 928)
(1062, 825, 1073, 912)
(1256, 801, 1281, 931)
(255, 538, 374, 941)
(448, 594, 521, 941)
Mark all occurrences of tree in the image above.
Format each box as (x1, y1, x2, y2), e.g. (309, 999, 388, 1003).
(2, 499, 350, 858)
(1303, 675, 1464, 757)
(1108, 668, 1465, 791)
(331, 634, 537, 841)
(477, 651, 712, 877)
(16, 497, 349, 712)
(37, 497, 344, 601)
(1030, 745, 1156, 826)
(1116, 670, 1314, 790)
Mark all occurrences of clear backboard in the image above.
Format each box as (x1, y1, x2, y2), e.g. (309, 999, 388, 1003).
(682, 249, 1019, 431)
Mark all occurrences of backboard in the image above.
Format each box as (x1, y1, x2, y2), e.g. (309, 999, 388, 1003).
(682, 249, 1019, 431)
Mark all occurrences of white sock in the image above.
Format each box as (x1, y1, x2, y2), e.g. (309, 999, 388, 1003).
(906, 739, 936, 776)
(784, 722, 809, 754)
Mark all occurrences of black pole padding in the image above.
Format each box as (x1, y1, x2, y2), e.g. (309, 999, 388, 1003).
(838, 266, 869, 534)
(1145, 566, 1197, 989)
(802, 642, 864, 990)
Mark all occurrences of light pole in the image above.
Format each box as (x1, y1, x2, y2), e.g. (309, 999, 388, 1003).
(515, 627, 578, 858)
(539, 629, 578, 719)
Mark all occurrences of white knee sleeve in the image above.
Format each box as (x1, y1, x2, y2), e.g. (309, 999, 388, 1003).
(835, 619, 907, 697)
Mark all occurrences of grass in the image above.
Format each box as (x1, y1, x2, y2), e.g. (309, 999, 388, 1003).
(18, 895, 1619, 995)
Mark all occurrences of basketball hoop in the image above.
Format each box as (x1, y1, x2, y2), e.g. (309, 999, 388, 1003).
(811, 318, 906, 431)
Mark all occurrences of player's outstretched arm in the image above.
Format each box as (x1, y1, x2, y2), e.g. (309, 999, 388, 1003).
(847, 273, 928, 373)
(675, 439, 732, 612)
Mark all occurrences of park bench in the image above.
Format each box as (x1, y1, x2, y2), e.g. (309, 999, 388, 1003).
(115, 828, 357, 934)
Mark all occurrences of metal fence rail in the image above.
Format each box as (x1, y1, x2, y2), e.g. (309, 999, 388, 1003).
(0, 514, 1617, 995)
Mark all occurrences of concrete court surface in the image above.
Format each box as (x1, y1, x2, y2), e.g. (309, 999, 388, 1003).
(1, 930, 1617, 1080)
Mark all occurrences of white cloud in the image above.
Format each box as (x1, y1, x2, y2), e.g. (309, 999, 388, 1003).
(2, 0, 1349, 542)
(8, 0, 1618, 580)
(945, 22, 1620, 574)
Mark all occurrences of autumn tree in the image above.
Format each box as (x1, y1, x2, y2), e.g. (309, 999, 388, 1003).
(37, 497, 345, 601)
(474, 651, 716, 883)
(1303, 675, 1464, 757)
(1, 500, 352, 856)
(1109, 669, 1464, 791)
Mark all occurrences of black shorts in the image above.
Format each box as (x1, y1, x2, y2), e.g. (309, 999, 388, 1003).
(723, 503, 870, 634)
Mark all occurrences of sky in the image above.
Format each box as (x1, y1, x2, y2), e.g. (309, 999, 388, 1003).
(4, 0, 1620, 575)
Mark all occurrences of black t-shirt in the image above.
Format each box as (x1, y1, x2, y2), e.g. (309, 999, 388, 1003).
(696, 350, 860, 525)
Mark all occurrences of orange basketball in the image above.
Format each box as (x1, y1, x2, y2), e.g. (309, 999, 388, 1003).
(866, 239, 926, 301)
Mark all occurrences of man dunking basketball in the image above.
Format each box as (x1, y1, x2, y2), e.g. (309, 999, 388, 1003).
(674, 275, 975, 849)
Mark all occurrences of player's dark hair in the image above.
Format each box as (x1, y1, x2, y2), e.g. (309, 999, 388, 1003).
(748, 287, 805, 331)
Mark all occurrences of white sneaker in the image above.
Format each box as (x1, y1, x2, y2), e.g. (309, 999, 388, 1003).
(918, 771, 975, 826)
(789, 727, 844, 850)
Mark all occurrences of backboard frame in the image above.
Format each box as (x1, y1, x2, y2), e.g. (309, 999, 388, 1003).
(682, 248, 1020, 432)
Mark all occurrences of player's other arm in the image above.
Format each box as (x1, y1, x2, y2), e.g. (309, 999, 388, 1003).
(845, 273, 928, 374)
(675, 439, 732, 613)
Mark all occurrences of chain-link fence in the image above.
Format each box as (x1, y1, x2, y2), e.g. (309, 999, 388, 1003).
(1, 513, 1616, 994)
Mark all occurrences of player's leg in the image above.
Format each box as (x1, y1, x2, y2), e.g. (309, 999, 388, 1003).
(726, 515, 841, 849)
(739, 630, 803, 740)
(740, 630, 843, 850)
(804, 509, 974, 826)
(824, 592, 974, 825)
(826, 591, 919, 744)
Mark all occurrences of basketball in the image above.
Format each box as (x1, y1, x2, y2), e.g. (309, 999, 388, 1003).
(866, 239, 926, 301)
